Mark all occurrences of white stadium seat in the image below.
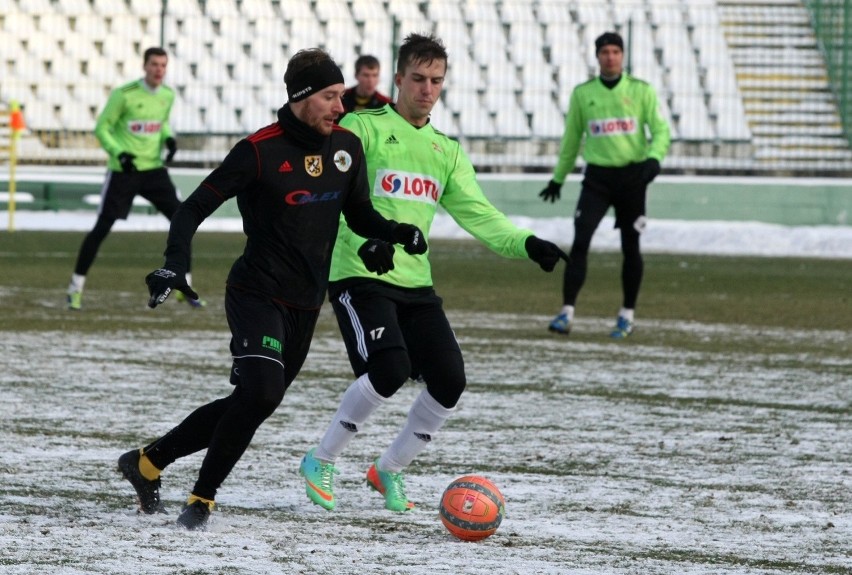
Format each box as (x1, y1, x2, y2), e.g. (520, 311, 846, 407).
(58, 100, 96, 131)
(126, 0, 161, 17)
(530, 100, 566, 139)
(92, 0, 130, 16)
(428, 1, 463, 22)
(428, 100, 459, 137)
(19, 100, 58, 130)
(3, 0, 839, 172)
(240, 105, 278, 132)
(240, 0, 277, 19)
(171, 103, 208, 134)
(500, 1, 537, 23)
(671, 94, 715, 140)
(205, 0, 241, 20)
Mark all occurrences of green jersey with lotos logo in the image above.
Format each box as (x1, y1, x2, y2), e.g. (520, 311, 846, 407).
(553, 74, 671, 183)
(333, 104, 534, 288)
(94, 79, 175, 172)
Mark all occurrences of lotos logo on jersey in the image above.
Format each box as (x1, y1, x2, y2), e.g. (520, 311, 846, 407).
(588, 117, 636, 137)
(285, 190, 342, 205)
(376, 169, 442, 205)
(127, 120, 162, 134)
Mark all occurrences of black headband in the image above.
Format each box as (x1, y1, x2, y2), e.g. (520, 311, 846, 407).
(286, 59, 345, 102)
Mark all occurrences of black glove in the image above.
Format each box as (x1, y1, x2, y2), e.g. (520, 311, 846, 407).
(641, 158, 661, 184)
(358, 239, 396, 275)
(145, 267, 199, 309)
(525, 236, 569, 272)
(117, 152, 137, 173)
(539, 179, 562, 203)
(391, 223, 428, 255)
(165, 137, 177, 163)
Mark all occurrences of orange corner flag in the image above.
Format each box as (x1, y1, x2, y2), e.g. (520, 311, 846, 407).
(10, 100, 26, 133)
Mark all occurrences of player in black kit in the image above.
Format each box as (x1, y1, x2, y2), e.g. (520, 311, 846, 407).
(116, 49, 426, 531)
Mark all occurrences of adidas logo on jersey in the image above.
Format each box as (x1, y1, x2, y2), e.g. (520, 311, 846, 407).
(384, 135, 399, 144)
(279, 160, 293, 172)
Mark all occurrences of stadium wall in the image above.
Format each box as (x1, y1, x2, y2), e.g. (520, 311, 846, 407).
(2, 167, 850, 227)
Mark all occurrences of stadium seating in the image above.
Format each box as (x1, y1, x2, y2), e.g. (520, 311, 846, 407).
(0, 0, 848, 172)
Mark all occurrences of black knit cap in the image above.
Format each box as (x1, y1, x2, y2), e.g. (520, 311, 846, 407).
(595, 32, 624, 54)
(286, 58, 345, 102)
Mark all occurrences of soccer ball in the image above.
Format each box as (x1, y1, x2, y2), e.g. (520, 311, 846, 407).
(439, 475, 505, 541)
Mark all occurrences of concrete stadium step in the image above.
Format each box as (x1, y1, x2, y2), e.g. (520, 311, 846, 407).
(737, 77, 833, 90)
(747, 111, 841, 124)
(724, 24, 816, 38)
(751, 124, 845, 137)
(732, 52, 825, 67)
(743, 101, 837, 114)
(740, 89, 835, 102)
(725, 35, 817, 48)
(717, 0, 852, 166)
(736, 66, 827, 79)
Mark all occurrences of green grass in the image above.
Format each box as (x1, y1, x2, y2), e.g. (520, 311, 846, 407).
(1, 230, 849, 340)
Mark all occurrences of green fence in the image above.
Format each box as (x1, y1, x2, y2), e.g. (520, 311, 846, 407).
(808, 0, 852, 151)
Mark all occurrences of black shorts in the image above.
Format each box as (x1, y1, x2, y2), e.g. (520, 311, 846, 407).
(329, 281, 461, 379)
(581, 163, 648, 231)
(98, 167, 180, 220)
(225, 287, 319, 387)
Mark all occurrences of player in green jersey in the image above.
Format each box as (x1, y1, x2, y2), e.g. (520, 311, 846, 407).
(65, 47, 200, 310)
(540, 31, 671, 338)
(299, 33, 566, 513)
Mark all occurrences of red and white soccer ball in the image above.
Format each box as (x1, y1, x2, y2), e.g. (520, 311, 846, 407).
(439, 475, 506, 541)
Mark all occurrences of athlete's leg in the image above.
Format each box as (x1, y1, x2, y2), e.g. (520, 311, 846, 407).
(316, 288, 410, 462)
(190, 357, 286, 500)
(142, 392, 239, 471)
(68, 171, 134, 303)
(378, 296, 462, 472)
(178, 290, 309, 501)
(72, 214, 116, 277)
(620, 224, 643, 309)
(614, 178, 648, 312)
(563, 183, 610, 306)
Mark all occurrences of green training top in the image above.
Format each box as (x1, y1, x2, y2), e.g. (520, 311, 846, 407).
(553, 74, 671, 184)
(333, 104, 534, 288)
(94, 79, 175, 172)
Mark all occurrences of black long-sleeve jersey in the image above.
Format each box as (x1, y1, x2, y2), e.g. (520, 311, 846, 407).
(162, 107, 397, 309)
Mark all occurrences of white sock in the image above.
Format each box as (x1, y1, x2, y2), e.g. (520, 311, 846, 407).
(68, 273, 86, 293)
(619, 307, 634, 322)
(185, 272, 193, 287)
(560, 305, 574, 320)
(315, 374, 385, 463)
(378, 390, 453, 473)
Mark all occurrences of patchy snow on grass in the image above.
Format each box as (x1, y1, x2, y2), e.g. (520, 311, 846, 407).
(1, 314, 849, 574)
(6, 211, 852, 259)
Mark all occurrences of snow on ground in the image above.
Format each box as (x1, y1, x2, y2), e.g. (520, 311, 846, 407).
(1, 212, 850, 573)
(1, 311, 849, 574)
(4, 210, 851, 259)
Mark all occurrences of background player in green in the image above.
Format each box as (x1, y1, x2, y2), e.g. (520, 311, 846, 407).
(65, 47, 201, 310)
(540, 31, 671, 338)
(299, 33, 566, 513)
